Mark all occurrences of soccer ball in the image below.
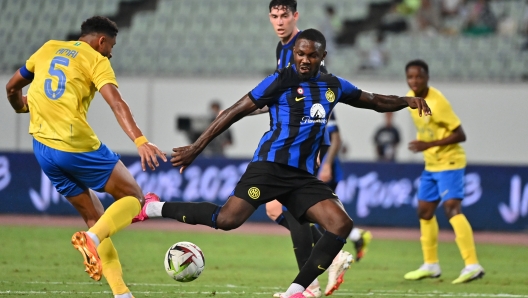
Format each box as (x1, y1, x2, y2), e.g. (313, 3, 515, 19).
(164, 241, 205, 282)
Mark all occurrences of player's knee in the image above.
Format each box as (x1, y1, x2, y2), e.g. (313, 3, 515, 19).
(215, 216, 244, 231)
(417, 208, 435, 220)
(266, 210, 278, 221)
(443, 199, 462, 219)
(327, 215, 353, 238)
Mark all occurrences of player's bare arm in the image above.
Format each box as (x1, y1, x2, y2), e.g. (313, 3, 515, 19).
(99, 83, 167, 171)
(6, 70, 32, 113)
(171, 95, 258, 172)
(248, 106, 270, 116)
(318, 130, 341, 182)
(409, 125, 466, 153)
(351, 91, 432, 116)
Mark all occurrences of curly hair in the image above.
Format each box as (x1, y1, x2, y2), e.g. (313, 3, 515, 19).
(297, 28, 326, 51)
(269, 0, 297, 13)
(405, 59, 429, 75)
(81, 16, 118, 38)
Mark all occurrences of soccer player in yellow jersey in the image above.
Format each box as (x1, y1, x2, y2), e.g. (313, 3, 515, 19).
(403, 59, 484, 284)
(5, 16, 167, 298)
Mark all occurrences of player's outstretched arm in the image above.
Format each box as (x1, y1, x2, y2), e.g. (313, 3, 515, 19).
(409, 125, 466, 152)
(99, 84, 167, 171)
(6, 70, 32, 113)
(351, 91, 432, 116)
(171, 94, 258, 172)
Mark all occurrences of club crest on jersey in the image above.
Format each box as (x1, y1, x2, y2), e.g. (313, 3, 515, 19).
(248, 187, 260, 199)
(325, 88, 335, 103)
(297, 87, 304, 95)
(301, 104, 327, 125)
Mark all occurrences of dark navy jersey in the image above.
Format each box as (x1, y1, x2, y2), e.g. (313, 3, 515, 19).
(247, 65, 362, 174)
(276, 31, 328, 73)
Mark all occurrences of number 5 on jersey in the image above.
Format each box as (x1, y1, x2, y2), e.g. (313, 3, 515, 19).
(45, 56, 69, 100)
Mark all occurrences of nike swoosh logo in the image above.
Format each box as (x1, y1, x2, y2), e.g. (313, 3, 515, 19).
(440, 190, 449, 198)
(295, 96, 306, 101)
(317, 265, 326, 270)
(182, 216, 186, 222)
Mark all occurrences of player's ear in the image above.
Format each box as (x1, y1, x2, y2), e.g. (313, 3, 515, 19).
(322, 50, 327, 61)
(293, 11, 299, 21)
(98, 35, 106, 47)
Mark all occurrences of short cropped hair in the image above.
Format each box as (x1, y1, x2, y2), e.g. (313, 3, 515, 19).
(405, 59, 429, 75)
(297, 29, 326, 51)
(81, 16, 118, 38)
(269, 0, 297, 13)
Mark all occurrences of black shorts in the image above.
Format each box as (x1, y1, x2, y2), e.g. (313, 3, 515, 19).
(233, 161, 338, 222)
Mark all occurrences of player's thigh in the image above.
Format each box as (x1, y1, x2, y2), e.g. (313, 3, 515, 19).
(279, 176, 338, 222)
(216, 195, 257, 229)
(265, 200, 283, 220)
(67, 189, 105, 227)
(103, 160, 144, 203)
(304, 198, 352, 238)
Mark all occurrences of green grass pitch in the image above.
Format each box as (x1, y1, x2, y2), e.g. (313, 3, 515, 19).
(0, 225, 527, 297)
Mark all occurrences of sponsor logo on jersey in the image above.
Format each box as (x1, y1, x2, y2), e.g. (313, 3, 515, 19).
(301, 103, 327, 124)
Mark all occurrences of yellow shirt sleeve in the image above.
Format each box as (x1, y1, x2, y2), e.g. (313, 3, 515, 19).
(25, 42, 48, 72)
(92, 57, 118, 90)
(434, 96, 461, 131)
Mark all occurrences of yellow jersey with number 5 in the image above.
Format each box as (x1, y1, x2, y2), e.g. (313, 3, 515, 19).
(23, 40, 118, 152)
(407, 86, 466, 172)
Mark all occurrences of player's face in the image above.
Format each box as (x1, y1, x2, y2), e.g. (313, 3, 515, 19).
(97, 35, 116, 59)
(269, 6, 298, 40)
(406, 66, 428, 94)
(293, 39, 326, 80)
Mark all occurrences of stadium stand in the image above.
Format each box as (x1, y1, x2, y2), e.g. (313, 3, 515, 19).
(0, 0, 527, 81)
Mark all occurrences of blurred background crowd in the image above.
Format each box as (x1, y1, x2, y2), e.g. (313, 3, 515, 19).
(1, 0, 527, 82)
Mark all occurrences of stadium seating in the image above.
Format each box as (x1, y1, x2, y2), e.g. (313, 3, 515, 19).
(0, 0, 526, 81)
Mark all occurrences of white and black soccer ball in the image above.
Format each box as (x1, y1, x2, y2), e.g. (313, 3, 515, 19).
(164, 241, 205, 282)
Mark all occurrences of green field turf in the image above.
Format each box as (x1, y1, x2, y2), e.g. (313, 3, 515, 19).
(0, 226, 527, 298)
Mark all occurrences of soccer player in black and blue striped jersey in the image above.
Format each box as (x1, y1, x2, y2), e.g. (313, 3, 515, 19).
(142, 29, 431, 298)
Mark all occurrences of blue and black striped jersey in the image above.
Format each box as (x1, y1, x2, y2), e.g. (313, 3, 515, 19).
(276, 31, 328, 73)
(247, 65, 361, 174)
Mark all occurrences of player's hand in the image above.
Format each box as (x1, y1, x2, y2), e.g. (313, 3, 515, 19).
(137, 142, 167, 171)
(408, 140, 431, 153)
(318, 163, 332, 183)
(171, 145, 199, 173)
(15, 95, 29, 113)
(405, 97, 431, 117)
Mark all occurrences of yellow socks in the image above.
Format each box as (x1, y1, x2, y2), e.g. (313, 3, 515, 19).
(420, 216, 439, 264)
(89, 196, 141, 242)
(98, 238, 130, 295)
(450, 214, 479, 266)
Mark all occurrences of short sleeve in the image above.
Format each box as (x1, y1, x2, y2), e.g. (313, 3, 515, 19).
(22, 43, 46, 80)
(337, 77, 362, 105)
(92, 57, 118, 90)
(435, 97, 461, 131)
(247, 71, 281, 108)
(326, 113, 339, 134)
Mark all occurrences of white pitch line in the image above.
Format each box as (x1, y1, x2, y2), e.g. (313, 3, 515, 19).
(1, 291, 528, 297)
(1, 281, 528, 297)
